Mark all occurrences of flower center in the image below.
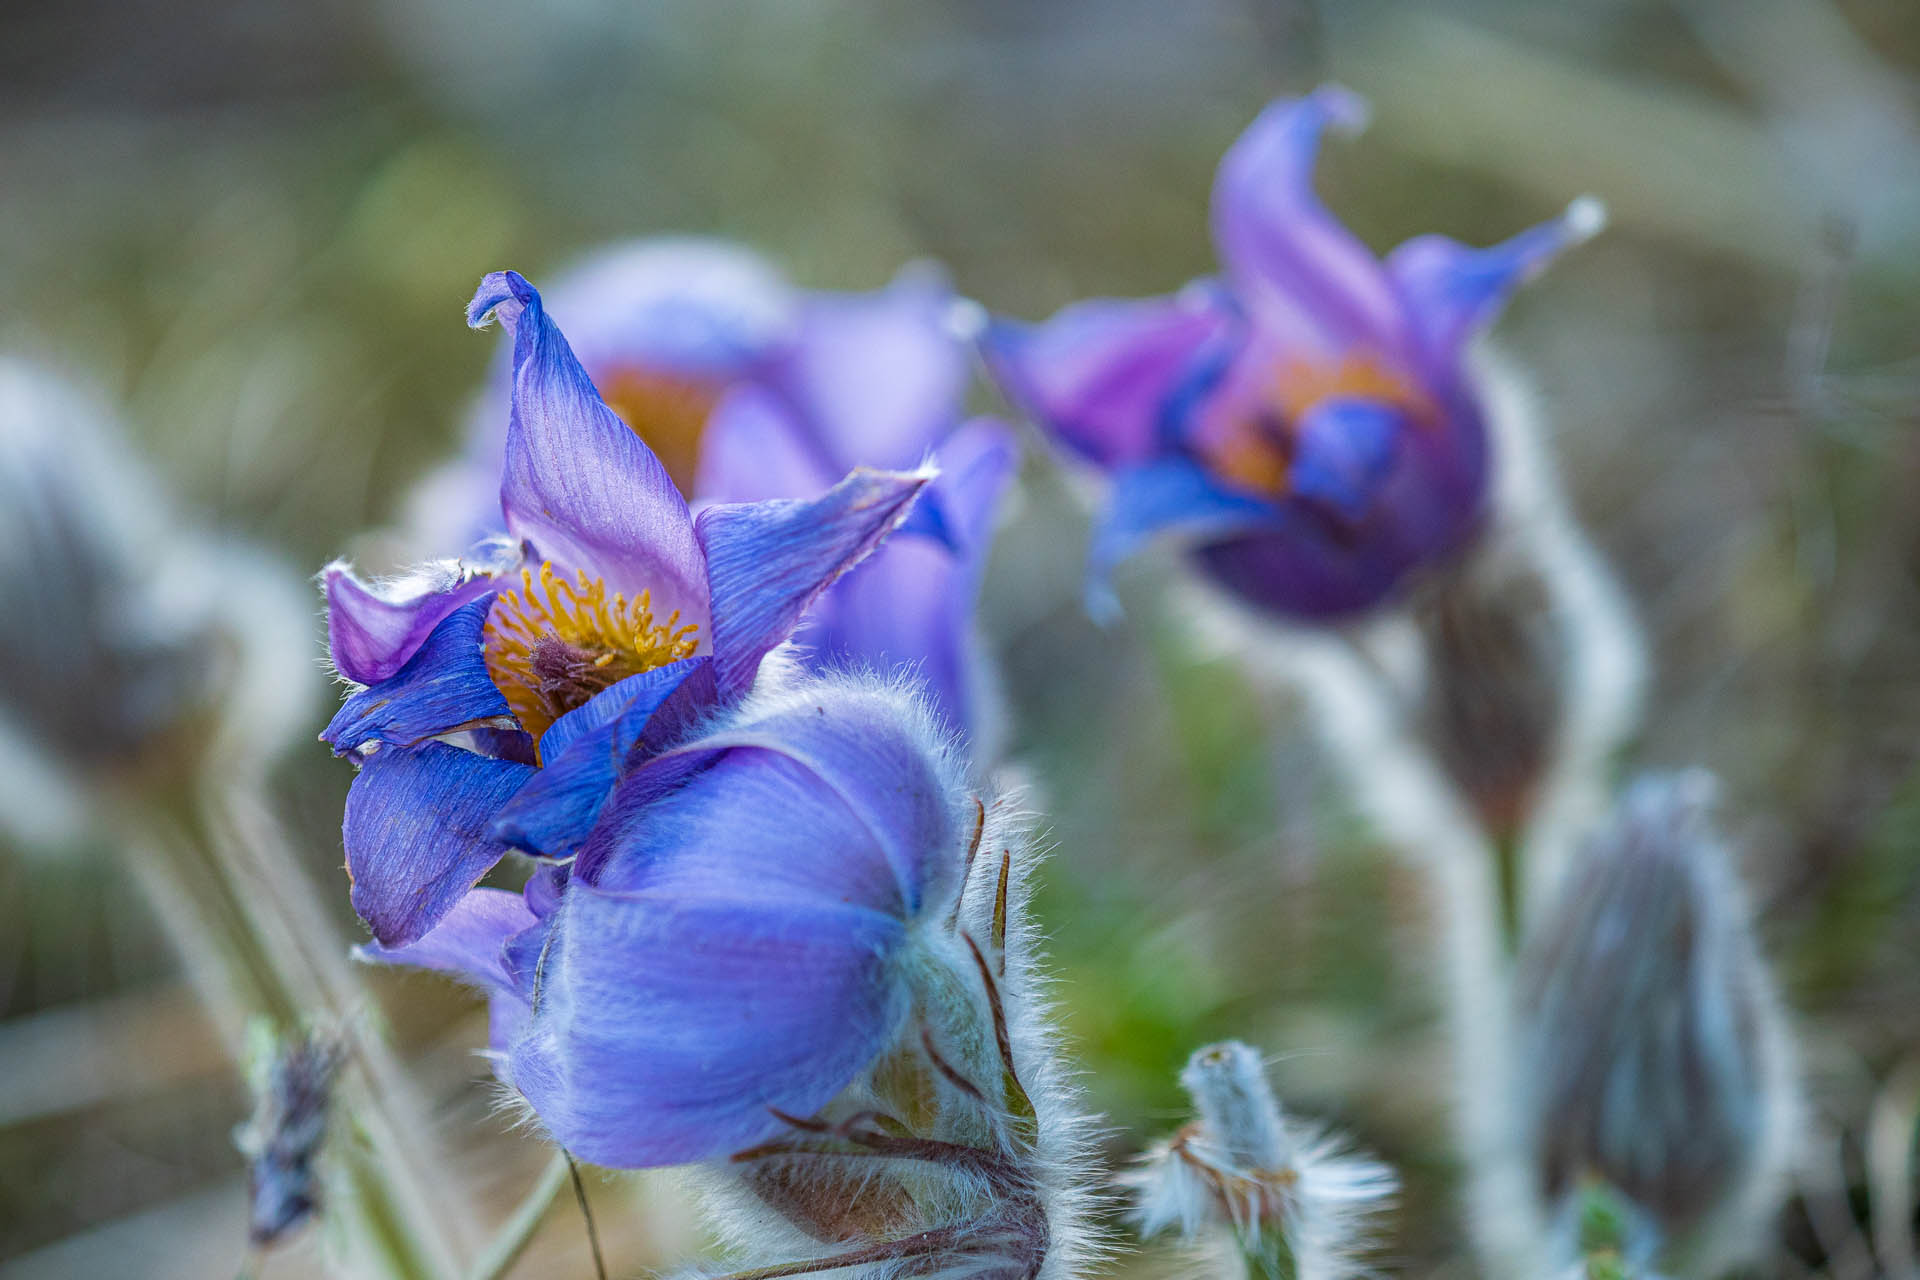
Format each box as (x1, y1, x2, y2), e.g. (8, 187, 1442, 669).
(482, 562, 700, 744)
(1204, 352, 1428, 500)
(599, 367, 723, 495)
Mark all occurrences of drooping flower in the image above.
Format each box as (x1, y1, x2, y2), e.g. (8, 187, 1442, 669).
(321, 270, 932, 947)
(1126, 1040, 1396, 1280)
(411, 239, 1016, 748)
(1515, 772, 1797, 1273)
(985, 86, 1603, 622)
(371, 674, 1098, 1280)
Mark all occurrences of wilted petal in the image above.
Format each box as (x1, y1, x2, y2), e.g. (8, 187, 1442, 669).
(491, 657, 717, 857)
(1210, 86, 1402, 353)
(510, 892, 906, 1168)
(468, 271, 709, 622)
(1387, 197, 1606, 376)
(323, 597, 507, 757)
(324, 562, 497, 686)
(696, 466, 933, 699)
(342, 742, 534, 946)
(362, 887, 537, 1050)
(984, 290, 1234, 468)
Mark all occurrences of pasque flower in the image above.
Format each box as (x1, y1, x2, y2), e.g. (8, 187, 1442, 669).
(322, 269, 932, 947)
(986, 86, 1602, 621)
(372, 675, 1096, 1279)
(412, 239, 1015, 747)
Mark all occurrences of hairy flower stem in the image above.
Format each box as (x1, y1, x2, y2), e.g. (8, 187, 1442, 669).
(116, 769, 469, 1279)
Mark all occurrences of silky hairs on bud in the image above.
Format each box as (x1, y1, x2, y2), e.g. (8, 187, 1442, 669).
(1127, 1041, 1395, 1280)
(1516, 772, 1797, 1272)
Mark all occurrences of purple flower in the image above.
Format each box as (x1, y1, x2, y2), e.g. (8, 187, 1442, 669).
(985, 86, 1601, 621)
(413, 239, 1016, 746)
(322, 270, 931, 948)
(369, 678, 972, 1168)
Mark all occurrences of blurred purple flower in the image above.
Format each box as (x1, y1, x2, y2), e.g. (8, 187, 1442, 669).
(322, 270, 930, 947)
(985, 86, 1601, 621)
(412, 239, 1016, 746)
(369, 680, 969, 1168)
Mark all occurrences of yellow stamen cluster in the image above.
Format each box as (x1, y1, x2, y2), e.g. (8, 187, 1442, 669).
(1205, 351, 1432, 500)
(482, 561, 699, 745)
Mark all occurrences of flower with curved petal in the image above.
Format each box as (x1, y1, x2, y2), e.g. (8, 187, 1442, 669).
(414, 240, 1015, 747)
(986, 85, 1602, 622)
(322, 270, 931, 947)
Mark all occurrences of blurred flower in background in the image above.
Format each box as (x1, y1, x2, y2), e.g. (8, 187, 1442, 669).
(986, 85, 1601, 624)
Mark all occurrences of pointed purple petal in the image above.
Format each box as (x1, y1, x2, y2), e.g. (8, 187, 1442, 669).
(469, 271, 710, 623)
(343, 742, 535, 946)
(1387, 197, 1605, 375)
(984, 290, 1234, 468)
(324, 562, 498, 686)
(491, 657, 717, 858)
(695, 466, 933, 700)
(361, 887, 536, 1051)
(801, 418, 1016, 740)
(1210, 86, 1404, 353)
(509, 892, 906, 1167)
(322, 597, 507, 757)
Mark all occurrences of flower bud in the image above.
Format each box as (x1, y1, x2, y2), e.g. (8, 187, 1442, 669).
(1127, 1041, 1395, 1279)
(1515, 772, 1797, 1271)
(234, 1022, 343, 1247)
(0, 359, 311, 846)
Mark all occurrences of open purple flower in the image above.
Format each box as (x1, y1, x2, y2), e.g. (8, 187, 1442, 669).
(322, 270, 931, 948)
(369, 679, 972, 1168)
(986, 86, 1602, 621)
(414, 239, 1015, 745)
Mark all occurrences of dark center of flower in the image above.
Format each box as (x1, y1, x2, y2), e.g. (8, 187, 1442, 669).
(1204, 351, 1430, 502)
(482, 561, 700, 747)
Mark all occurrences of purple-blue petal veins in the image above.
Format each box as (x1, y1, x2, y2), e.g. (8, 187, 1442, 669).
(469, 270, 711, 623)
(361, 887, 538, 1052)
(323, 597, 506, 758)
(502, 687, 958, 1166)
(695, 465, 934, 700)
(342, 742, 535, 947)
(490, 656, 717, 858)
(324, 562, 498, 686)
(989, 84, 1597, 621)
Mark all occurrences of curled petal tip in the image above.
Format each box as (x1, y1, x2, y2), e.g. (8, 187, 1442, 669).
(1310, 82, 1371, 135)
(944, 296, 989, 342)
(466, 270, 539, 330)
(1563, 195, 1608, 244)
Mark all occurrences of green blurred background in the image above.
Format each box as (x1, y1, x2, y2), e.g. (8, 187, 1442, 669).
(2, 0, 1918, 1274)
